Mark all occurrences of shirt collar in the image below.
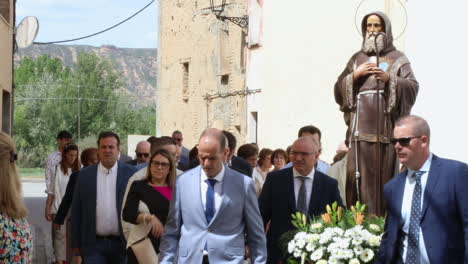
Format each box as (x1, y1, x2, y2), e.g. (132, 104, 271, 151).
(98, 161, 118, 175)
(201, 164, 226, 183)
(407, 153, 433, 178)
(292, 167, 315, 179)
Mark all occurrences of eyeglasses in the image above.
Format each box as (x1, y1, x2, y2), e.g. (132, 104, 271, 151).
(136, 152, 149, 158)
(151, 161, 170, 169)
(173, 138, 182, 142)
(390, 136, 421, 147)
(290, 151, 315, 157)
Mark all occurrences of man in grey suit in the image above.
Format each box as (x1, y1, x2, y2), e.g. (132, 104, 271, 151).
(159, 128, 267, 264)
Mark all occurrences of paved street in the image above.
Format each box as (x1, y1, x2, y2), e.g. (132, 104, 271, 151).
(23, 179, 54, 264)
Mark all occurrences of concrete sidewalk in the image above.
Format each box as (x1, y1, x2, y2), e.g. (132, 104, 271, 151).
(23, 180, 54, 264)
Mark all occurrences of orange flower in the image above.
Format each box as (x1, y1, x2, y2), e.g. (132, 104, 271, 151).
(321, 213, 331, 224)
(354, 212, 364, 225)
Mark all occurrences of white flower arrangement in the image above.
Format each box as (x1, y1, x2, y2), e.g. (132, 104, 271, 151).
(285, 202, 384, 264)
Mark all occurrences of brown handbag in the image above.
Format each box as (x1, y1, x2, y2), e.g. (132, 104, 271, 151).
(131, 236, 158, 264)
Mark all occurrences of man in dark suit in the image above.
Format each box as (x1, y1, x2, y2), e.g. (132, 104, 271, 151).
(222, 130, 253, 177)
(259, 136, 342, 263)
(71, 131, 137, 264)
(377, 115, 468, 264)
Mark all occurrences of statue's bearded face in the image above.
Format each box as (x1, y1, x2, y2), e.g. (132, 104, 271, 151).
(363, 15, 385, 54)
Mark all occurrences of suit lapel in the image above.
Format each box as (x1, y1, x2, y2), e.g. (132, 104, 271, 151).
(286, 169, 297, 213)
(115, 162, 124, 213)
(420, 155, 440, 221)
(309, 171, 323, 216)
(189, 166, 207, 225)
(90, 165, 98, 229)
(393, 172, 406, 222)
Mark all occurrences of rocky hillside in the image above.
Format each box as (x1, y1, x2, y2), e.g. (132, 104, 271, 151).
(14, 44, 157, 105)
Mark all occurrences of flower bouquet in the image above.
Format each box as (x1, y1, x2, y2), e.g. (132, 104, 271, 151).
(284, 202, 385, 264)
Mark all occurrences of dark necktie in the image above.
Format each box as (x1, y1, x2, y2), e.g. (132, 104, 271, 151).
(297, 176, 308, 214)
(406, 171, 423, 264)
(205, 179, 217, 224)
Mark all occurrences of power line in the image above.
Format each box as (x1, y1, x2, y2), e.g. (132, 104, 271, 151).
(33, 0, 156, 45)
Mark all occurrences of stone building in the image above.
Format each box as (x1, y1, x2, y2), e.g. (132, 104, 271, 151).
(0, 0, 14, 134)
(156, 0, 249, 149)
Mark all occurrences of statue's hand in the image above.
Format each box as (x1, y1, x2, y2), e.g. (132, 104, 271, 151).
(372, 68, 390, 83)
(353, 62, 375, 81)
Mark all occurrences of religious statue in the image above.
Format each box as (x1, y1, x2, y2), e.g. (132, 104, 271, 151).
(334, 12, 419, 216)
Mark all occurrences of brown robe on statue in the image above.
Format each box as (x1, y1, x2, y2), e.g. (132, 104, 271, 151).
(334, 12, 419, 216)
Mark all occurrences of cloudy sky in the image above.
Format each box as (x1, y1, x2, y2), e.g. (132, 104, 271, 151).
(16, 0, 158, 48)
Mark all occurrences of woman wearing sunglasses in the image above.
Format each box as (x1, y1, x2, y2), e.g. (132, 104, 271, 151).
(122, 148, 176, 264)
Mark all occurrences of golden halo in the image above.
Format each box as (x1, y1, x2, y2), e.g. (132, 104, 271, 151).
(354, 0, 408, 40)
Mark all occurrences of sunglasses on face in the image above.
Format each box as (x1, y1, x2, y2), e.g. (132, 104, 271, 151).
(390, 136, 421, 146)
(151, 161, 170, 169)
(136, 152, 149, 158)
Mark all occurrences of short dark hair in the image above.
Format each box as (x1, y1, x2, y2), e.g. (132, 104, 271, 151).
(298, 125, 322, 140)
(57, 130, 72, 140)
(150, 136, 177, 155)
(222, 130, 237, 152)
(172, 130, 182, 136)
(237, 144, 259, 160)
(257, 148, 273, 167)
(147, 136, 158, 144)
(80, 148, 98, 167)
(97, 131, 120, 146)
(271, 148, 288, 164)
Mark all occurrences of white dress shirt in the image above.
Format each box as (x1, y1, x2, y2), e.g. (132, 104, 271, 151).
(96, 161, 120, 236)
(200, 165, 225, 216)
(293, 168, 315, 211)
(398, 153, 432, 264)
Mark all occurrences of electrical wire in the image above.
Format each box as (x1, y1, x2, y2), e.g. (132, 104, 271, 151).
(33, 0, 156, 45)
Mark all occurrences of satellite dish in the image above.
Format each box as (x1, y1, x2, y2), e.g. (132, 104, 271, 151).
(15, 16, 39, 48)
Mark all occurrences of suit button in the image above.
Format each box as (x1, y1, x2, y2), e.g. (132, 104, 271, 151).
(200, 249, 203, 252)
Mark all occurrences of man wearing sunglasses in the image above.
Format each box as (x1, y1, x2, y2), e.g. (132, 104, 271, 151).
(377, 115, 468, 264)
(127, 141, 151, 166)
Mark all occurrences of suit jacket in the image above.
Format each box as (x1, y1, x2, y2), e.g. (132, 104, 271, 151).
(159, 165, 267, 264)
(71, 161, 137, 255)
(259, 167, 342, 263)
(231, 155, 253, 177)
(376, 155, 468, 264)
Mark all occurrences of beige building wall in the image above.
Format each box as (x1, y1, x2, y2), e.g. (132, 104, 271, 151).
(246, 0, 407, 163)
(156, 0, 248, 149)
(0, 0, 14, 135)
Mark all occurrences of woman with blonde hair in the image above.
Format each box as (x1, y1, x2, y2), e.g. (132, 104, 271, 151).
(122, 148, 176, 263)
(0, 132, 32, 263)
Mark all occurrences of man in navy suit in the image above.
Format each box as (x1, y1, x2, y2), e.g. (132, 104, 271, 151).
(377, 115, 468, 264)
(71, 131, 137, 263)
(259, 136, 342, 263)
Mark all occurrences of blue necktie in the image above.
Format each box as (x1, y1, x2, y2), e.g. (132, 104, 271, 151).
(406, 171, 423, 264)
(205, 179, 217, 224)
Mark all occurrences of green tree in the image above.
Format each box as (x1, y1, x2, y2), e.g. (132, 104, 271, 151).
(14, 53, 155, 168)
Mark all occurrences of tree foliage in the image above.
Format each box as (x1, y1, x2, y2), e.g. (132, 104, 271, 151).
(14, 53, 155, 167)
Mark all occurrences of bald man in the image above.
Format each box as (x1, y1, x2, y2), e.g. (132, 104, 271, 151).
(159, 128, 267, 264)
(259, 136, 342, 263)
(127, 141, 151, 166)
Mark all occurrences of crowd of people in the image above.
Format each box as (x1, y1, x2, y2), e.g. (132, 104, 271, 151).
(0, 113, 467, 264)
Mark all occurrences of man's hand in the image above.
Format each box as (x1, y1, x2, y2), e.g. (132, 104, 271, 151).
(244, 245, 251, 260)
(353, 62, 376, 81)
(372, 67, 390, 83)
(149, 215, 164, 238)
(71, 256, 82, 264)
(45, 205, 53, 221)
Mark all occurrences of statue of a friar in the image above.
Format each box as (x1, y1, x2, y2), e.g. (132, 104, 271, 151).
(334, 12, 419, 216)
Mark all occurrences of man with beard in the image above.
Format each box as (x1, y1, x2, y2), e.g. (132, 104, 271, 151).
(334, 12, 419, 216)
